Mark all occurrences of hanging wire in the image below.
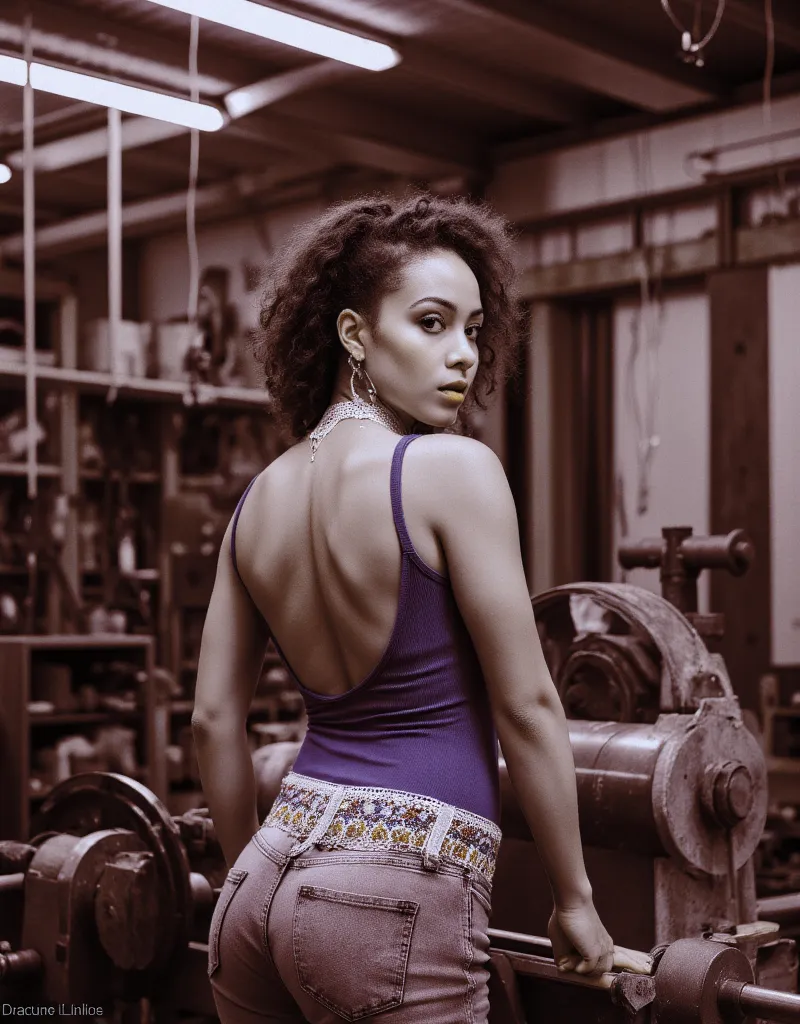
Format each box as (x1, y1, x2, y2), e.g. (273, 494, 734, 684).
(660, 0, 727, 63)
(22, 14, 37, 501)
(186, 14, 201, 326)
(763, 0, 775, 121)
(760, 0, 790, 221)
(620, 133, 667, 519)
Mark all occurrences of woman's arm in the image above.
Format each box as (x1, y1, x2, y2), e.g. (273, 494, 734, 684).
(414, 435, 593, 910)
(192, 517, 269, 867)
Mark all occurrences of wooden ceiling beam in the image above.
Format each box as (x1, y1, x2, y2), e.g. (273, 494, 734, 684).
(0, 158, 333, 258)
(399, 43, 585, 124)
(724, 0, 800, 52)
(227, 110, 476, 179)
(438, 0, 721, 111)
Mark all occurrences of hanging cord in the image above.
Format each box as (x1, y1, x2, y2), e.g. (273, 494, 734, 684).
(660, 0, 726, 64)
(760, 0, 789, 219)
(621, 133, 667, 520)
(626, 258, 666, 517)
(186, 14, 200, 326)
(22, 14, 37, 501)
(183, 14, 203, 405)
(763, 0, 775, 120)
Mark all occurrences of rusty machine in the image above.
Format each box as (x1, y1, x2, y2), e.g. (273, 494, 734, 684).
(2, 525, 800, 1023)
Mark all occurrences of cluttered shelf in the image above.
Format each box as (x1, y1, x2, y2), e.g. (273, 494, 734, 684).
(0, 361, 270, 410)
(0, 635, 157, 840)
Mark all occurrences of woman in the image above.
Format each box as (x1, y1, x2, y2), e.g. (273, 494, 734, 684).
(193, 193, 614, 1023)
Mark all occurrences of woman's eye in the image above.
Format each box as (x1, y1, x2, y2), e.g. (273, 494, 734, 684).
(466, 324, 482, 341)
(420, 315, 445, 332)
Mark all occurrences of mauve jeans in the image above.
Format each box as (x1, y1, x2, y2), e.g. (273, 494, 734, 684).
(207, 822, 494, 1022)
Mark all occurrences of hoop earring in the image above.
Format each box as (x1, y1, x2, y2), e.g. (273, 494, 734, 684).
(348, 353, 378, 405)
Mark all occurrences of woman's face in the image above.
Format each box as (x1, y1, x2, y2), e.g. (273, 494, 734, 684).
(340, 248, 483, 430)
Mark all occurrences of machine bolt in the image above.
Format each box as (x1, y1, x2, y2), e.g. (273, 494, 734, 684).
(702, 762, 754, 829)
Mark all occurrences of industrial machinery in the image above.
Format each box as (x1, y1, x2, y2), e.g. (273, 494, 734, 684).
(2, 525, 799, 1023)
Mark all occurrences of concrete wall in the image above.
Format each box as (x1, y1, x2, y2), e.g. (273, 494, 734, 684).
(139, 197, 326, 329)
(489, 93, 800, 222)
(611, 289, 711, 612)
(490, 92, 798, 662)
(769, 264, 800, 665)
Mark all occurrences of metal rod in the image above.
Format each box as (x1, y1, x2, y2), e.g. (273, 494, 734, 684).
(0, 872, 25, 892)
(719, 978, 800, 1024)
(757, 891, 800, 926)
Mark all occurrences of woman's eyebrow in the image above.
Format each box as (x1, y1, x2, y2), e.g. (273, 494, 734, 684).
(408, 296, 484, 317)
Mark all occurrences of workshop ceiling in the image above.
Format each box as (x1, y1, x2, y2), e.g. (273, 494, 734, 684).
(0, 0, 799, 248)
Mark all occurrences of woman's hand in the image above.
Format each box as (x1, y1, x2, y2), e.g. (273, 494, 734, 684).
(548, 898, 615, 976)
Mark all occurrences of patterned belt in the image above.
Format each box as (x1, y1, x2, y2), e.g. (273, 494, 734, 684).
(265, 772, 502, 882)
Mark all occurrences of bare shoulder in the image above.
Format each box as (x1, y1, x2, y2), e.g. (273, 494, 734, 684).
(407, 432, 505, 475)
(404, 433, 515, 526)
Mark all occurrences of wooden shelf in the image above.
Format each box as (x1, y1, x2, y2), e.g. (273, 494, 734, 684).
(82, 568, 160, 582)
(80, 468, 160, 483)
(0, 633, 154, 650)
(0, 462, 61, 477)
(0, 361, 270, 409)
(28, 709, 141, 726)
(0, 635, 160, 840)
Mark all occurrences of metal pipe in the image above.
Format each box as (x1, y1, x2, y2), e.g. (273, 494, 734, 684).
(500, 721, 665, 855)
(0, 948, 42, 981)
(719, 978, 800, 1024)
(757, 892, 800, 927)
(0, 872, 25, 892)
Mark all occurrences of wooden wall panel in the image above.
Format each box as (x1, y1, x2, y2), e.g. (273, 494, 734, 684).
(708, 267, 771, 712)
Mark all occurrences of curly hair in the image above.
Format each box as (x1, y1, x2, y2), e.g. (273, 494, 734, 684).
(253, 192, 523, 440)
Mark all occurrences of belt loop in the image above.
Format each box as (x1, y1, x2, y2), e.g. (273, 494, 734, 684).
(289, 785, 347, 858)
(421, 803, 455, 872)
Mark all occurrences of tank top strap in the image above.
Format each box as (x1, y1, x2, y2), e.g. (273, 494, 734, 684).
(390, 434, 421, 554)
(230, 473, 260, 580)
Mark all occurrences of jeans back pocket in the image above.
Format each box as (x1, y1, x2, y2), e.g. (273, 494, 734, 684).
(208, 867, 248, 977)
(293, 885, 419, 1021)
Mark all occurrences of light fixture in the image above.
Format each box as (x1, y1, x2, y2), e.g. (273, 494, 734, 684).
(0, 54, 27, 86)
(143, 0, 400, 72)
(0, 163, 11, 184)
(0, 54, 225, 131)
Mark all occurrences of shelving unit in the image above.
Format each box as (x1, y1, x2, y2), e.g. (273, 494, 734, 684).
(0, 634, 158, 840)
(0, 268, 304, 824)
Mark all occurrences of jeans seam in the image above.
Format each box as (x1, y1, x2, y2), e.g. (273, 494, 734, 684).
(208, 869, 248, 977)
(291, 851, 465, 878)
(253, 830, 286, 865)
(463, 873, 476, 1024)
(252, 841, 291, 975)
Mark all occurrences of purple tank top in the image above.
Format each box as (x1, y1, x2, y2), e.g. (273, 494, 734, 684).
(231, 434, 500, 824)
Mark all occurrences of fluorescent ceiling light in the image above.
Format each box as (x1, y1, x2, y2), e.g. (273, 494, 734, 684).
(30, 65, 224, 130)
(0, 54, 27, 86)
(0, 164, 11, 184)
(144, 0, 400, 72)
(0, 54, 224, 131)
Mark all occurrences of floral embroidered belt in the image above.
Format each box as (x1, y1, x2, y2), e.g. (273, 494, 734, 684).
(265, 771, 502, 883)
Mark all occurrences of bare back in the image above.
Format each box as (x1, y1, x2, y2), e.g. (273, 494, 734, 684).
(232, 423, 446, 696)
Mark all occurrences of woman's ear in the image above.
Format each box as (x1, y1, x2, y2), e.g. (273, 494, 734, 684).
(337, 308, 368, 360)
